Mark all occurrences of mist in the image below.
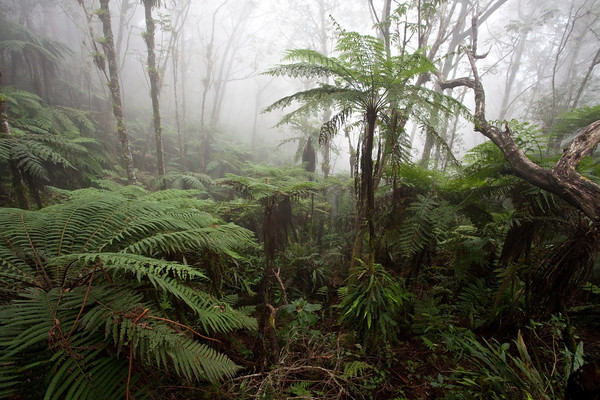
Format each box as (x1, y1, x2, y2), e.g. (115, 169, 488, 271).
(1, 0, 598, 177)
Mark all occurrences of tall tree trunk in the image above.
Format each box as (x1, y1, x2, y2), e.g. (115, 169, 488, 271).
(142, 0, 166, 179)
(115, 0, 133, 71)
(98, 0, 137, 185)
(368, 0, 392, 54)
(419, 124, 435, 167)
(571, 48, 600, 109)
(0, 98, 29, 209)
(172, 34, 184, 167)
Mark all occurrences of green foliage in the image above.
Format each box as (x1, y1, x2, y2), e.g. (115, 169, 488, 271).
(0, 14, 71, 96)
(548, 104, 600, 150)
(0, 87, 104, 202)
(342, 360, 377, 380)
(149, 171, 214, 192)
(456, 278, 496, 329)
(264, 28, 466, 177)
(0, 188, 257, 399)
(338, 261, 409, 347)
(281, 298, 322, 332)
(398, 194, 456, 258)
(437, 317, 581, 399)
(264, 29, 463, 132)
(279, 242, 333, 299)
(410, 288, 457, 337)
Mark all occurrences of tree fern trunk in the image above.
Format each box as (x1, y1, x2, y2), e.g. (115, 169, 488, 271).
(352, 108, 377, 269)
(98, 0, 137, 185)
(0, 99, 29, 209)
(142, 0, 166, 179)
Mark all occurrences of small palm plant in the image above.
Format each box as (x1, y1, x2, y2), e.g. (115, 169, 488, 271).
(0, 187, 256, 399)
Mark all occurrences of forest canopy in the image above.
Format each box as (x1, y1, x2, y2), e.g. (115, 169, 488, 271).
(0, 0, 599, 399)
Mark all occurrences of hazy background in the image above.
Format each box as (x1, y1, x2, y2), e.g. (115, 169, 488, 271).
(1, 0, 598, 175)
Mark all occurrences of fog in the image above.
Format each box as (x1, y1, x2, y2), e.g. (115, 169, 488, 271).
(1, 0, 599, 175)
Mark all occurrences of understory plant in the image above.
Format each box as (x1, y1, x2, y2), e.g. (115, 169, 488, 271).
(0, 187, 257, 399)
(436, 316, 581, 399)
(338, 261, 409, 347)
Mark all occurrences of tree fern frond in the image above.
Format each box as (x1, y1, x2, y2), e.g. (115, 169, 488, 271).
(0, 40, 58, 64)
(13, 143, 49, 181)
(45, 348, 130, 400)
(262, 85, 358, 114)
(25, 140, 75, 170)
(122, 322, 240, 381)
(399, 195, 456, 257)
(121, 224, 254, 256)
(320, 107, 353, 145)
(0, 188, 258, 397)
(263, 62, 341, 80)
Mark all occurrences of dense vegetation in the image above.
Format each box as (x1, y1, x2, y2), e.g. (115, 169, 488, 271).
(1, 0, 599, 399)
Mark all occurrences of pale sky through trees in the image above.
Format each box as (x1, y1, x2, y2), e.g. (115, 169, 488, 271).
(1, 0, 598, 173)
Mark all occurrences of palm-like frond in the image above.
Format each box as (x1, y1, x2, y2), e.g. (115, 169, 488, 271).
(264, 29, 465, 205)
(262, 85, 358, 114)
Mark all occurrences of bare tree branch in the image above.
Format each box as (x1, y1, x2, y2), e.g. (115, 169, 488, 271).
(437, 15, 600, 221)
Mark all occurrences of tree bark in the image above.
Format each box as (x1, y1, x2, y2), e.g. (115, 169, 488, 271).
(142, 0, 166, 179)
(498, 30, 528, 121)
(98, 0, 137, 185)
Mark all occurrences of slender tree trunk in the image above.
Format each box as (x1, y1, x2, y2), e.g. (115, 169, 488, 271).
(0, 98, 29, 209)
(208, 3, 249, 126)
(115, 0, 133, 70)
(199, 78, 210, 172)
(171, 34, 184, 167)
(419, 125, 436, 166)
(98, 0, 137, 185)
(317, 1, 333, 179)
(498, 31, 528, 120)
(142, 0, 166, 178)
(571, 48, 600, 109)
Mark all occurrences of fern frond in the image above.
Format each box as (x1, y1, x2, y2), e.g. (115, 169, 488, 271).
(262, 85, 358, 114)
(0, 188, 258, 397)
(342, 360, 375, 379)
(320, 107, 353, 144)
(399, 195, 456, 257)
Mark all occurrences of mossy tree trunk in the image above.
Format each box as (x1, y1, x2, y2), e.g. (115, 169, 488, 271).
(142, 0, 166, 179)
(97, 0, 137, 185)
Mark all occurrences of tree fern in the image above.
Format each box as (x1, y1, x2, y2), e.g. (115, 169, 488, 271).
(0, 188, 257, 399)
(265, 28, 466, 267)
(0, 87, 102, 206)
(0, 14, 70, 96)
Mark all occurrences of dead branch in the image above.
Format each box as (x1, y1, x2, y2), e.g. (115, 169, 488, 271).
(436, 14, 600, 221)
